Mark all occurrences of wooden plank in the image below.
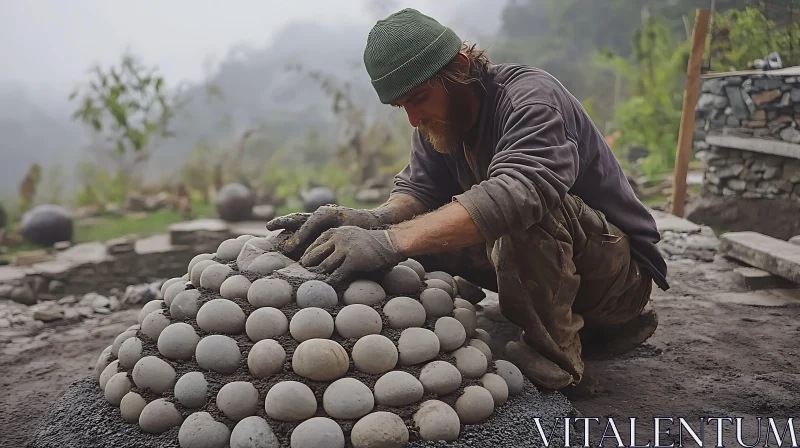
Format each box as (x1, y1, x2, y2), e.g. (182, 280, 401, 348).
(720, 231, 800, 284)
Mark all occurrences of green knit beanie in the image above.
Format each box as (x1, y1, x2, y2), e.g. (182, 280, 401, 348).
(364, 8, 462, 104)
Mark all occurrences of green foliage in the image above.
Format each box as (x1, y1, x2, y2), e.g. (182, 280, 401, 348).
(17, 164, 42, 216)
(710, 6, 800, 71)
(72, 161, 128, 207)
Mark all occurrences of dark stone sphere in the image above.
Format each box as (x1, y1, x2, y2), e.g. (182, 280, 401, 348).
(215, 183, 254, 222)
(20, 204, 73, 246)
(303, 187, 337, 213)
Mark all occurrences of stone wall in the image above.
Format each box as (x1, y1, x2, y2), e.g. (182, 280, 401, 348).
(697, 145, 800, 199)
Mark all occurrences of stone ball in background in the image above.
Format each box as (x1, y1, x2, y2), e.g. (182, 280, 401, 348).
(302, 187, 337, 213)
(20, 204, 73, 246)
(215, 183, 254, 222)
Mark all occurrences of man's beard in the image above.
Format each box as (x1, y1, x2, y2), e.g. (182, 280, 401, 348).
(417, 89, 473, 154)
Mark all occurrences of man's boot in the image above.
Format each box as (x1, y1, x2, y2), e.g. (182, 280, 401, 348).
(580, 305, 659, 361)
(504, 340, 574, 390)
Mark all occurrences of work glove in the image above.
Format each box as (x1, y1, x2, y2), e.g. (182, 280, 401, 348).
(265, 206, 387, 254)
(300, 226, 404, 284)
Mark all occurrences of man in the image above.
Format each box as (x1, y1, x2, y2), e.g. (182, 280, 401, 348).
(266, 8, 669, 397)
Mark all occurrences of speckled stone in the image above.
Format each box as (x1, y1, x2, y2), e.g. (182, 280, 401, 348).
(455, 386, 495, 424)
(230, 416, 280, 448)
(99, 360, 120, 391)
(474, 328, 491, 344)
(196, 335, 241, 374)
(246, 252, 293, 276)
(398, 258, 425, 281)
(138, 399, 183, 434)
(453, 308, 477, 338)
(292, 339, 349, 381)
(264, 381, 317, 422)
(335, 304, 382, 339)
(373, 371, 424, 407)
(397, 328, 440, 366)
(217, 381, 260, 421)
(424, 279, 453, 298)
(132, 356, 176, 394)
(174, 372, 208, 409)
(413, 400, 460, 442)
(137, 300, 164, 325)
(216, 238, 248, 261)
(196, 299, 246, 334)
(220, 275, 252, 300)
(104, 372, 131, 406)
(469, 338, 492, 363)
(190, 259, 218, 285)
(452, 346, 488, 379)
(434, 316, 467, 352)
(164, 281, 188, 306)
(245, 307, 289, 342)
(382, 297, 426, 329)
(481, 373, 509, 406)
(493, 360, 525, 396)
(170, 289, 201, 320)
(290, 417, 344, 448)
(426, 271, 457, 294)
(199, 264, 233, 292)
(117, 337, 143, 369)
(160, 277, 184, 296)
(158, 322, 201, 360)
(247, 339, 286, 378)
(289, 307, 334, 342)
(342, 280, 386, 306)
(112, 330, 138, 357)
(141, 310, 170, 341)
(187, 253, 215, 276)
(350, 412, 409, 448)
(351, 334, 398, 375)
(323, 378, 374, 420)
(296, 280, 338, 309)
(419, 288, 454, 318)
(453, 298, 476, 313)
(382, 265, 423, 295)
(120, 392, 147, 423)
(248, 278, 293, 308)
(419, 360, 462, 395)
(178, 412, 231, 448)
(94, 345, 113, 381)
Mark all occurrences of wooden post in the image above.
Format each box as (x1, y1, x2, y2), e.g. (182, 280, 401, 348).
(670, 9, 711, 217)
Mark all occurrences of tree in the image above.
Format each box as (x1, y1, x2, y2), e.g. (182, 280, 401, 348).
(710, 6, 800, 71)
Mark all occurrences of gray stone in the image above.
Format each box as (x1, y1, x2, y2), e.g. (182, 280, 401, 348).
(246, 252, 293, 276)
(289, 307, 334, 342)
(104, 372, 131, 406)
(382, 265, 423, 295)
(120, 392, 147, 423)
(720, 231, 800, 283)
(20, 204, 73, 246)
(296, 280, 338, 309)
(494, 360, 524, 396)
(290, 417, 344, 448)
(175, 372, 208, 409)
(335, 304, 382, 339)
(112, 330, 138, 357)
(696, 93, 728, 110)
(160, 277, 184, 296)
(245, 307, 289, 342)
(732, 266, 796, 290)
(190, 259, 218, 285)
(292, 339, 349, 381)
(158, 322, 200, 360)
(481, 373, 509, 406)
(178, 412, 231, 448)
(382, 296, 426, 329)
(117, 337, 143, 369)
(138, 399, 183, 434)
(264, 381, 317, 422)
(221, 275, 252, 300)
(99, 360, 120, 390)
(217, 381, 260, 421)
(217, 238, 248, 261)
(452, 346, 488, 379)
(455, 386, 495, 424)
(276, 263, 317, 280)
(350, 412, 409, 448)
(419, 361, 462, 395)
(780, 127, 800, 144)
(197, 299, 246, 334)
(434, 316, 467, 352)
(132, 356, 176, 394)
(248, 278, 293, 308)
(199, 264, 233, 292)
(247, 339, 286, 378)
(323, 377, 374, 420)
(343, 280, 386, 306)
(164, 281, 187, 306)
(141, 309, 170, 341)
(453, 308, 477, 338)
(187, 254, 215, 277)
(398, 258, 426, 281)
(230, 416, 280, 448)
(351, 334, 398, 375)
(426, 271, 457, 294)
(137, 300, 164, 324)
(469, 339, 493, 363)
(374, 371, 424, 407)
(453, 298, 476, 313)
(397, 327, 440, 366)
(726, 86, 749, 119)
(420, 288, 454, 317)
(474, 329, 491, 345)
(414, 400, 460, 442)
(790, 235, 800, 246)
(196, 335, 241, 374)
(170, 289, 201, 320)
(701, 78, 724, 95)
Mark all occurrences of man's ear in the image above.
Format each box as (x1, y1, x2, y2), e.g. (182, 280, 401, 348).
(455, 52, 469, 68)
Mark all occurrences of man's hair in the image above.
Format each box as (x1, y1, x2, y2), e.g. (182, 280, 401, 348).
(433, 42, 492, 88)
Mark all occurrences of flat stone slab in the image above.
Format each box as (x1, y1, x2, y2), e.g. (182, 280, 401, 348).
(135, 234, 187, 255)
(168, 219, 229, 233)
(720, 231, 800, 284)
(705, 135, 800, 161)
(0, 266, 27, 283)
(58, 242, 109, 264)
(708, 290, 800, 307)
(650, 210, 702, 234)
(733, 267, 798, 290)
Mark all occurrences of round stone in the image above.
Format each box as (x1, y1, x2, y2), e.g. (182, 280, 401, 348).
(335, 304, 382, 339)
(196, 335, 241, 374)
(170, 289, 201, 320)
(117, 337, 143, 369)
(246, 307, 289, 342)
(178, 412, 231, 448)
(374, 371, 424, 407)
(230, 416, 280, 448)
(426, 271, 457, 293)
(190, 259, 218, 285)
(323, 378, 374, 420)
(19, 204, 73, 246)
(425, 279, 454, 298)
(161, 277, 183, 296)
(481, 373, 509, 406)
(197, 299, 246, 334)
(247, 253, 292, 276)
(452, 346, 488, 379)
(351, 334, 398, 374)
(455, 386, 495, 424)
(291, 417, 344, 448)
(453, 298, 476, 313)
(397, 328, 440, 366)
(220, 275, 252, 300)
(200, 263, 233, 292)
(419, 288, 454, 318)
(296, 280, 338, 309)
(248, 278, 293, 308)
(141, 310, 170, 341)
(351, 412, 409, 448)
(237, 238, 281, 271)
(188, 253, 215, 277)
(164, 281, 187, 306)
(413, 400, 460, 442)
(112, 330, 138, 357)
(302, 186, 337, 212)
(453, 308, 477, 337)
(138, 300, 164, 324)
(216, 183, 255, 222)
(494, 360, 525, 396)
(217, 381, 260, 421)
(132, 356, 176, 394)
(382, 297, 426, 329)
(217, 238, 248, 261)
(248, 339, 286, 378)
(469, 338, 492, 363)
(139, 399, 183, 434)
(94, 346, 113, 381)
(264, 381, 317, 422)
(474, 328, 491, 344)
(419, 361, 462, 395)
(104, 372, 131, 406)
(289, 307, 334, 342)
(434, 316, 467, 352)
(158, 323, 200, 360)
(343, 280, 386, 306)
(120, 392, 147, 423)
(398, 258, 425, 281)
(292, 339, 349, 381)
(99, 360, 120, 390)
(175, 372, 208, 409)
(382, 265, 422, 295)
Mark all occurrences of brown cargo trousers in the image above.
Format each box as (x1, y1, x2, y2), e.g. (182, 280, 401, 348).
(415, 193, 653, 386)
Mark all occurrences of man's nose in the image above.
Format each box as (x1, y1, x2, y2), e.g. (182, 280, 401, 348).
(405, 107, 422, 128)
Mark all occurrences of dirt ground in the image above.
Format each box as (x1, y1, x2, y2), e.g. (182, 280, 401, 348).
(1, 254, 799, 448)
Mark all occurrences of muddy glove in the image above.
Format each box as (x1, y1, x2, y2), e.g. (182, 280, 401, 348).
(265, 206, 388, 253)
(300, 226, 404, 284)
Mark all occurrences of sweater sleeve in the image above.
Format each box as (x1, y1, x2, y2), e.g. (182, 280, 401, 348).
(454, 103, 580, 242)
(392, 129, 463, 211)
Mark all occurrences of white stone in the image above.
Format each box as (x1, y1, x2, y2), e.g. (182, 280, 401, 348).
(398, 258, 425, 281)
(335, 304, 382, 339)
(112, 329, 138, 357)
(453, 308, 477, 337)
(200, 263, 233, 292)
(197, 299, 246, 334)
(230, 416, 280, 448)
(455, 386, 494, 424)
(164, 281, 188, 306)
(246, 307, 289, 342)
(420, 288, 454, 318)
(453, 298, 476, 313)
(175, 372, 208, 409)
(217, 381, 260, 421)
(190, 259, 218, 285)
(217, 238, 247, 261)
(99, 360, 120, 390)
(170, 289, 201, 320)
(296, 280, 338, 309)
(120, 392, 147, 423)
(382, 265, 422, 295)
(343, 280, 386, 306)
(474, 328, 491, 345)
(178, 412, 231, 448)
(419, 361, 462, 395)
(469, 338, 492, 363)
(137, 300, 164, 325)
(452, 346, 487, 379)
(425, 279, 453, 298)
(221, 275, 252, 300)
(382, 297, 426, 329)
(117, 337, 143, 369)
(292, 339, 349, 381)
(161, 277, 184, 296)
(94, 346, 113, 381)
(132, 356, 176, 394)
(323, 378, 374, 420)
(290, 417, 344, 448)
(187, 253, 215, 277)
(247, 252, 292, 276)
(351, 334, 398, 375)
(264, 381, 317, 422)
(481, 373, 509, 406)
(350, 412, 409, 448)
(397, 327, 440, 366)
(247, 339, 286, 378)
(196, 335, 241, 374)
(289, 307, 334, 342)
(139, 399, 183, 434)
(493, 360, 525, 396)
(434, 316, 466, 352)
(414, 400, 460, 442)
(141, 310, 170, 341)
(158, 322, 200, 360)
(104, 372, 131, 406)
(426, 271, 456, 293)
(248, 278, 293, 308)
(374, 371, 424, 407)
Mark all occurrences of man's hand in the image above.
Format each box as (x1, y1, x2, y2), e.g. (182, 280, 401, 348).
(265, 206, 386, 253)
(300, 226, 405, 284)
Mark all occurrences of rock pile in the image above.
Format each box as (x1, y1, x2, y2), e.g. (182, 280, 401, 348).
(91, 232, 527, 448)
